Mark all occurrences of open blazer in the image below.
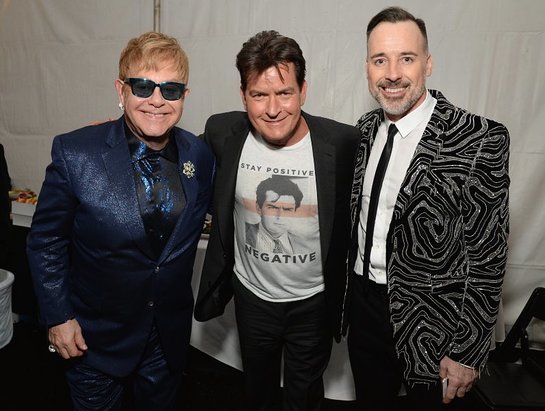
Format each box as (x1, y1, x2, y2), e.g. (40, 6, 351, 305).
(349, 90, 510, 387)
(194, 111, 360, 341)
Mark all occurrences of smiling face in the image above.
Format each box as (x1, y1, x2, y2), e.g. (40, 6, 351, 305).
(366, 20, 432, 122)
(240, 63, 308, 147)
(115, 60, 188, 150)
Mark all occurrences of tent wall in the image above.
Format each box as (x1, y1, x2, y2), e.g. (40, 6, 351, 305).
(0, 0, 544, 345)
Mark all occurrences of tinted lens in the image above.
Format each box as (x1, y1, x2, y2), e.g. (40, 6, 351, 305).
(125, 78, 185, 101)
(131, 79, 155, 98)
(159, 82, 185, 100)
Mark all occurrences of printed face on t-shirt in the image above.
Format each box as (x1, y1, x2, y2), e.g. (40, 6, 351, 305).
(257, 191, 296, 238)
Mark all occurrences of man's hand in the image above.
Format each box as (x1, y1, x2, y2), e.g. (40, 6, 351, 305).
(48, 318, 88, 359)
(439, 355, 479, 404)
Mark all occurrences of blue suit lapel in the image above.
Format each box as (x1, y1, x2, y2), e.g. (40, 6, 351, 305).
(158, 129, 199, 264)
(101, 118, 154, 259)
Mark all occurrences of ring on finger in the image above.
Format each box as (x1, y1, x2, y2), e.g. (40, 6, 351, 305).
(48, 344, 57, 353)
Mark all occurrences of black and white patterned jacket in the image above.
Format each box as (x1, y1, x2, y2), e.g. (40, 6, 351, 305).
(349, 89, 510, 387)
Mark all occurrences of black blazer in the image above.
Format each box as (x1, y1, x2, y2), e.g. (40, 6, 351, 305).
(349, 90, 510, 386)
(194, 111, 360, 341)
(0, 144, 11, 267)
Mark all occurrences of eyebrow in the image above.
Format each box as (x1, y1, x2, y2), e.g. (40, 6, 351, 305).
(248, 86, 296, 95)
(369, 51, 419, 59)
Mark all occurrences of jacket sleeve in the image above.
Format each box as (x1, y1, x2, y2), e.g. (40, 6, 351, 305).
(27, 136, 78, 327)
(449, 121, 510, 368)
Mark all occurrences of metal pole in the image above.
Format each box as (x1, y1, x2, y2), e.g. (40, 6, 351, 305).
(153, 0, 161, 32)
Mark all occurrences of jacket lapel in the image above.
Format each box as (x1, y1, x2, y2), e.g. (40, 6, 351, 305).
(303, 112, 336, 263)
(101, 117, 153, 258)
(394, 90, 452, 209)
(215, 118, 250, 253)
(158, 129, 201, 264)
(386, 91, 452, 259)
(351, 111, 381, 232)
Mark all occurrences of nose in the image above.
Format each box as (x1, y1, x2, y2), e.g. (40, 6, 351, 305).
(385, 61, 401, 82)
(148, 86, 166, 106)
(265, 96, 281, 117)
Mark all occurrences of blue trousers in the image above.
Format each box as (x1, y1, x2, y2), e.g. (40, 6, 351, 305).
(65, 324, 182, 411)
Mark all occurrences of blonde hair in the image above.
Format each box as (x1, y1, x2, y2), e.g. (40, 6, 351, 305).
(118, 32, 189, 83)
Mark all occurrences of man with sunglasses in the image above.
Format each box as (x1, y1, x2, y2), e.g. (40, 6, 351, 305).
(27, 32, 214, 411)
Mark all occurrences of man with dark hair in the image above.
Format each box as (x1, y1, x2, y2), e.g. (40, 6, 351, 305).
(195, 30, 360, 410)
(347, 6, 510, 410)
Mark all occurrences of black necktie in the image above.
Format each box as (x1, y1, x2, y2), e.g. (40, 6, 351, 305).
(362, 123, 398, 278)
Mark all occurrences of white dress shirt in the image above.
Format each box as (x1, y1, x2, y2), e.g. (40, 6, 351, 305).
(355, 91, 437, 284)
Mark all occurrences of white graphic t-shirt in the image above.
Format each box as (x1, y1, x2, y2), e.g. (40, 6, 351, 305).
(233, 131, 323, 302)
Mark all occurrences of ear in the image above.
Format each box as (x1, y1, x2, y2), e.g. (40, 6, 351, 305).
(115, 79, 125, 107)
(240, 87, 247, 110)
(426, 54, 433, 77)
(183, 88, 190, 99)
(299, 80, 308, 106)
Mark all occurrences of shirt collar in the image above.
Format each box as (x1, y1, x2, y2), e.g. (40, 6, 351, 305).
(384, 90, 437, 138)
(125, 122, 178, 163)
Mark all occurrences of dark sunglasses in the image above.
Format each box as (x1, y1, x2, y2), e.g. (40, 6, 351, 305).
(124, 78, 186, 101)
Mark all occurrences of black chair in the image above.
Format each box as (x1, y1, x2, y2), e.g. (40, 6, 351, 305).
(472, 287, 545, 410)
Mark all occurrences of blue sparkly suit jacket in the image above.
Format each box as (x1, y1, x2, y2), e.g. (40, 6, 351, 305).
(27, 116, 214, 377)
(349, 90, 510, 387)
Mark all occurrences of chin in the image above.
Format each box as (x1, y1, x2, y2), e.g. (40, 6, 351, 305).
(264, 130, 290, 141)
(143, 125, 173, 137)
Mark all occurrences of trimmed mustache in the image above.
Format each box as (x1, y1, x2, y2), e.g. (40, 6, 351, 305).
(379, 80, 407, 88)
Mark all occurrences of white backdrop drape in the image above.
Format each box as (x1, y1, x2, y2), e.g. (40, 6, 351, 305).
(1, 0, 544, 366)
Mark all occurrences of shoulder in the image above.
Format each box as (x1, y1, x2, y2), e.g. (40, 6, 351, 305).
(202, 111, 250, 153)
(430, 90, 509, 137)
(52, 119, 119, 152)
(205, 111, 248, 129)
(174, 127, 204, 148)
(173, 127, 214, 163)
(355, 108, 382, 132)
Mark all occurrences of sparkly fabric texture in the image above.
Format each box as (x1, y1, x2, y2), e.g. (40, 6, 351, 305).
(126, 129, 186, 259)
(350, 90, 510, 386)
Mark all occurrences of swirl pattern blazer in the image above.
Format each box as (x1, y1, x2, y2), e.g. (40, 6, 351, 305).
(348, 90, 510, 387)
